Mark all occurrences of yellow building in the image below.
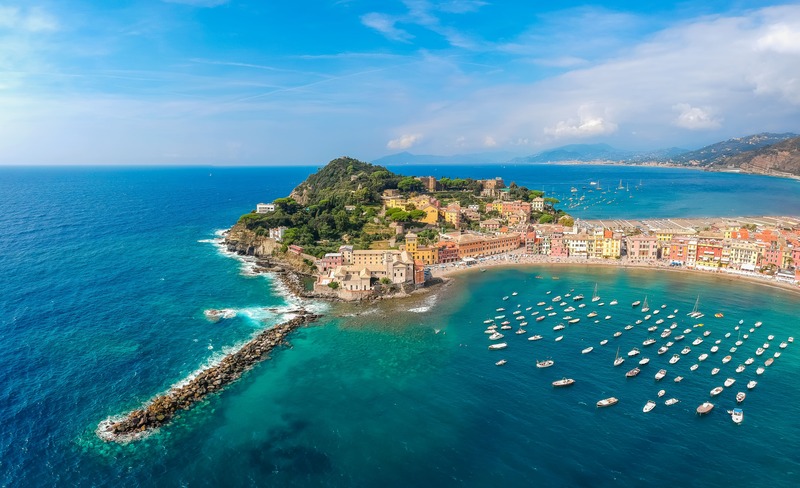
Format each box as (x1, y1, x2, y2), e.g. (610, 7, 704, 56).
(404, 232, 440, 265)
(420, 204, 439, 225)
(384, 197, 407, 209)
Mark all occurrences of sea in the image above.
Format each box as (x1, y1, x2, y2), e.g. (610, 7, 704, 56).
(1, 164, 799, 487)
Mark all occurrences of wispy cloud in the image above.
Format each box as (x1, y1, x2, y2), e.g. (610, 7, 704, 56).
(673, 104, 722, 130)
(0, 5, 58, 32)
(387, 133, 423, 149)
(162, 0, 229, 7)
(361, 12, 413, 42)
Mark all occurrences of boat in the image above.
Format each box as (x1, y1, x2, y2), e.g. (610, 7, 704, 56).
(643, 338, 657, 346)
(756, 366, 765, 375)
(661, 329, 672, 339)
(591, 283, 600, 302)
(715, 313, 724, 318)
(722, 355, 732, 364)
(600, 339, 609, 345)
(555, 335, 564, 342)
(655, 319, 664, 325)
(768, 334, 775, 341)
(528, 335, 543, 341)
(674, 375, 683, 383)
(647, 325, 657, 332)
(657, 346, 668, 355)
(747, 380, 757, 389)
(774, 351, 781, 358)
(669, 354, 680, 364)
(698, 353, 708, 361)
(503, 296, 509, 301)
(489, 332, 504, 340)
(711, 367, 720, 375)
(495, 315, 505, 320)
(515, 329, 527, 335)
(724, 378, 736, 387)
(779, 341, 788, 349)
(735, 364, 745, 373)
(609, 300, 618, 305)
(553, 324, 565, 331)
(624, 325, 633, 331)
(501, 325, 512, 330)
(569, 318, 581, 324)
(563, 306, 575, 313)
(632, 300, 641, 307)
(681, 347, 691, 355)
(613, 331, 622, 337)
(582, 346, 594, 354)
(627, 348, 640, 357)
(665, 398, 679, 406)
(655, 369, 667, 380)
(638, 357, 650, 366)
(495, 359, 507, 366)
(710, 345, 719, 353)
(692, 338, 703, 346)
(537, 301, 546, 306)
(614, 348, 624, 366)
(552, 295, 562, 302)
(641, 296, 650, 313)
(729, 346, 737, 353)
(688, 296, 701, 318)
(483, 319, 494, 324)
(789, 336, 794, 343)
(755, 347, 764, 356)
(657, 389, 666, 397)
(587, 311, 598, 318)
(744, 357, 754, 365)
(755, 321, 762, 327)
(643, 400, 656, 413)
(512, 310, 520, 315)
(520, 322, 528, 327)
(730, 408, 743, 424)
(710, 386, 724, 396)
(552, 378, 575, 387)
(736, 391, 746, 403)
(703, 330, 711, 337)
(696, 402, 714, 415)
(489, 343, 507, 350)
(536, 359, 554, 368)
(496, 308, 505, 312)
(626, 367, 640, 377)
(604, 315, 612, 320)
(765, 357, 774, 366)
(536, 316, 546, 322)
(690, 364, 699, 371)
(725, 332, 731, 338)
(597, 397, 618, 408)
(512, 292, 518, 296)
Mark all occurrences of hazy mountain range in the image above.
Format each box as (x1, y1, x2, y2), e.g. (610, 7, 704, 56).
(373, 133, 800, 178)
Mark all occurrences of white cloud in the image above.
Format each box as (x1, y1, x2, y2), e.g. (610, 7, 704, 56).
(387, 133, 422, 149)
(544, 106, 618, 138)
(0, 6, 58, 32)
(673, 103, 722, 130)
(483, 135, 497, 147)
(755, 22, 800, 53)
(361, 13, 413, 42)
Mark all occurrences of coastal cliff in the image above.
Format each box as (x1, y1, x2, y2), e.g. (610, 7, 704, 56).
(724, 136, 800, 178)
(224, 223, 280, 257)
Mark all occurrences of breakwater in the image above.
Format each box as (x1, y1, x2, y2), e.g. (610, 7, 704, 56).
(97, 311, 321, 442)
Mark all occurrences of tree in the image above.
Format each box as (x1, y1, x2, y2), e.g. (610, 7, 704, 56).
(529, 190, 544, 199)
(559, 216, 575, 227)
(544, 197, 560, 205)
(398, 177, 424, 192)
(380, 277, 392, 285)
(539, 214, 554, 224)
(328, 281, 339, 290)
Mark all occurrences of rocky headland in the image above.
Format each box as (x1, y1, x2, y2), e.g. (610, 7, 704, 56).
(98, 311, 321, 443)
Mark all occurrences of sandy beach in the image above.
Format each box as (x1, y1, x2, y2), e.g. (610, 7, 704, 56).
(429, 249, 800, 297)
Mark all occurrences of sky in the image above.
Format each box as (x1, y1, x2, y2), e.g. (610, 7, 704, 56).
(1, 0, 799, 165)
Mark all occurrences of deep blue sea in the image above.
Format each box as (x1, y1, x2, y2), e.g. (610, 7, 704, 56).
(1, 165, 799, 487)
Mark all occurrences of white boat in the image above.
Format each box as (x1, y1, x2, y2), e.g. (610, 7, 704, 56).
(735, 364, 745, 373)
(710, 345, 719, 353)
(489, 343, 507, 350)
(643, 400, 656, 413)
(698, 353, 708, 361)
(624, 325, 634, 331)
(555, 335, 564, 342)
(614, 347, 624, 366)
(563, 306, 575, 313)
(587, 311, 598, 318)
(569, 318, 581, 324)
(655, 369, 666, 380)
(483, 319, 494, 324)
(710, 386, 724, 396)
(600, 339, 609, 345)
(537, 302, 546, 306)
(789, 336, 794, 343)
(512, 310, 521, 315)
(779, 341, 788, 349)
(665, 398, 679, 406)
(765, 357, 774, 366)
(515, 329, 527, 335)
(683, 328, 692, 334)
(711, 367, 720, 375)
(730, 408, 743, 424)
(591, 283, 600, 302)
(520, 322, 528, 327)
(632, 300, 641, 307)
(692, 338, 703, 346)
(604, 315, 612, 320)
(627, 348, 640, 357)
(613, 331, 622, 337)
(755, 347, 764, 356)
(688, 296, 701, 317)
(638, 357, 650, 365)
(528, 335, 543, 341)
(643, 338, 657, 346)
(496, 308, 505, 312)
(553, 324, 566, 331)
(526, 307, 532, 311)
(548, 312, 557, 316)
(725, 332, 731, 338)
(747, 380, 757, 389)
(609, 300, 618, 305)
(690, 364, 699, 371)
(722, 355, 732, 364)
(536, 316, 546, 322)
(755, 321, 762, 327)
(536, 359, 554, 368)
(729, 346, 737, 353)
(673, 376, 683, 383)
(680, 347, 691, 355)
(657, 389, 666, 397)
(724, 378, 736, 387)
(661, 329, 672, 339)
(768, 334, 775, 341)
(744, 357, 754, 365)
(736, 391, 746, 403)
(756, 366, 765, 375)
(645, 314, 652, 321)
(512, 292, 518, 296)
(669, 354, 680, 364)
(582, 346, 594, 354)
(489, 332, 504, 340)
(696, 402, 714, 415)
(501, 325, 512, 330)
(655, 318, 664, 325)
(641, 296, 650, 313)
(495, 359, 507, 366)
(597, 397, 618, 407)
(552, 296, 562, 302)
(552, 378, 575, 387)
(573, 294, 584, 301)
(774, 351, 781, 358)
(703, 330, 711, 337)
(495, 315, 505, 320)
(503, 296, 509, 301)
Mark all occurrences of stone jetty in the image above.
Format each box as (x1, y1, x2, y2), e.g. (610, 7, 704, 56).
(98, 311, 321, 442)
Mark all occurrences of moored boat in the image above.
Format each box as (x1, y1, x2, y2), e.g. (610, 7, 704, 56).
(665, 398, 679, 406)
(655, 369, 667, 380)
(735, 364, 745, 373)
(528, 334, 543, 341)
(747, 380, 757, 389)
(690, 364, 699, 371)
(600, 339, 609, 345)
(724, 377, 736, 387)
(673, 376, 683, 383)
(722, 355, 731, 364)
(730, 407, 743, 424)
(495, 359, 507, 366)
(696, 402, 714, 415)
(489, 343, 507, 350)
(657, 346, 669, 355)
(597, 397, 618, 408)
(552, 377, 575, 387)
(710, 386, 724, 396)
(626, 367, 640, 377)
(638, 357, 650, 366)
(711, 367, 720, 375)
(489, 332, 504, 340)
(536, 359, 554, 368)
(756, 366, 765, 375)
(643, 400, 656, 413)
(657, 389, 665, 397)
(669, 354, 680, 364)
(582, 346, 594, 354)
(698, 353, 708, 361)
(736, 391, 746, 403)
(765, 357, 774, 367)
(643, 338, 657, 346)
(627, 348, 640, 357)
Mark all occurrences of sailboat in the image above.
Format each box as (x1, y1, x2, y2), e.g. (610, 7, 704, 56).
(641, 296, 650, 313)
(688, 296, 702, 318)
(614, 347, 625, 366)
(617, 179, 624, 190)
(591, 283, 600, 302)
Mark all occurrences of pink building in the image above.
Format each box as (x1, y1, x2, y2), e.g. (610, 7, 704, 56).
(320, 252, 344, 273)
(550, 234, 569, 257)
(626, 234, 658, 262)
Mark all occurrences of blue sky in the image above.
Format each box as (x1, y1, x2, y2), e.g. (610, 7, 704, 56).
(1, 0, 799, 165)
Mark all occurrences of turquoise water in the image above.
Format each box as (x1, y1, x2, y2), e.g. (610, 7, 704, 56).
(1, 166, 799, 487)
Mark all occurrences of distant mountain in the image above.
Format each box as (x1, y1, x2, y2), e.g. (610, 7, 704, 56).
(712, 136, 800, 177)
(372, 151, 516, 166)
(670, 132, 798, 166)
(627, 147, 690, 162)
(513, 143, 632, 163)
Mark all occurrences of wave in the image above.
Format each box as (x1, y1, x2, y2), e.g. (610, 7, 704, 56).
(407, 294, 438, 313)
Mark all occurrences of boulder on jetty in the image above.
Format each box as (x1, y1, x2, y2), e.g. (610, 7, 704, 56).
(98, 311, 321, 442)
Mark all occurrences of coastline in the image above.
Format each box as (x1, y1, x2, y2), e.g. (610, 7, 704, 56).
(430, 251, 800, 297)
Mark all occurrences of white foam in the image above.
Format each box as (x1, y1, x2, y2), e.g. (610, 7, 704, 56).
(408, 294, 438, 313)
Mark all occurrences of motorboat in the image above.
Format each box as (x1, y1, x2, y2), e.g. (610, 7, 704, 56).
(779, 341, 788, 349)
(536, 316, 546, 322)
(597, 397, 618, 407)
(762, 342, 770, 349)
(489, 343, 507, 350)
(512, 310, 521, 315)
(735, 364, 745, 373)
(744, 357, 754, 365)
(696, 402, 714, 415)
(747, 380, 757, 389)
(768, 334, 775, 341)
(536, 359, 554, 368)
(729, 347, 737, 353)
(647, 326, 657, 332)
(638, 357, 650, 366)
(573, 294, 584, 301)
(657, 389, 666, 397)
(657, 346, 669, 355)
(627, 348, 640, 357)
(528, 334, 543, 341)
(774, 351, 781, 358)
(661, 329, 672, 339)
(643, 400, 656, 413)
(483, 319, 494, 324)
(643, 338, 657, 346)
(537, 302, 546, 306)
(674, 335, 685, 342)
(710, 386, 724, 396)
(711, 367, 720, 375)
(722, 355, 732, 364)
(730, 408, 743, 424)
(626, 367, 640, 377)
(609, 300, 618, 306)
(755, 321, 762, 328)
(710, 345, 719, 353)
(587, 311, 598, 318)
(690, 364, 699, 371)
(613, 331, 622, 338)
(655, 369, 667, 380)
(703, 330, 711, 337)
(736, 391, 746, 403)
(600, 339, 609, 345)
(724, 378, 736, 387)
(665, 398, 679, 406)
(495, 359, 507, 366)
(755, 347, 764, 356)
(698, 353, 708, 361)
(553, 324, 566, 331)
(582, 346, 594, 354)
(624, 324, 633, 330)
(552, 295, 562, 302)
(552, 378, 575, 387)
(501, 325, 512, 330)
(756, 366, 765, 375)
(569, 318, 581, 324)
(692, 338, 703, 346)
(669, 354, 680, 364)
(681, 347, 691, 355)
(765, 357, 774, 367)
(673, 376, 683, 383)
(515, 329, 527, 335)
(555, 335, 564, 342)
(632, 300, 641, 307)
(489, 332, 504, 340)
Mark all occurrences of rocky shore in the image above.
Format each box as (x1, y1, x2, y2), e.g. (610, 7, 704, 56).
(98, 311, 321, 443)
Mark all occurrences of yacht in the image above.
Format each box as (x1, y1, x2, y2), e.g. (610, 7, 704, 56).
(665, 398, 679, 406)
(488, 343, 508, 350)
(643, 400, 656, 413)
(597, 397, 619, 408)
(657, 346, 669, 355)
(643, 338, 657, 346)
(536, 359, 554, 368)
(692, 338, 703, 346)
(696, 402, 714, 415)
(563, 306, 575, 313)
(681, 346, 691, 355)
(591, 284, 600, 302)
(552, 295, 562, 302)
(573, 294, 584, 301)
(710, 386, 724, 396)
(489, 332, 504, 340)
(568, 318, 581, 324)
(627, 348, 640, 357)
(730, 408, 743, 424)
(641, 296, 650, 313)
(661, 329, 672, 339)
(553, 324, 566, 331)
(614, 348, 625, 366)
(655, 369, 667, 380)
(724, 378, 736, 387)
(609, 300, 618, 305)
(528, 334, 543, 341)
(552, 378, 575, 387)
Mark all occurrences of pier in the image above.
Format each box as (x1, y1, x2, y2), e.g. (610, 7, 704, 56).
(98, 311, 321, 442)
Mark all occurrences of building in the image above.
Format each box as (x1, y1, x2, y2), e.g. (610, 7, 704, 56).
(626, 234, 658, 262)
(530, 197, 545, 212)
(320, 253, 343, 273)
(316, 250, 415, 296)
(501, 200, 532, 218)
(480, 218, 501, 231)
(416, 176, 438, 192)
(404, 232, 439, 265)
(269, 227, 287, 242)
(288, 244, 304, 255)
(442, 203, 462, 227)
(524, 230, 538, 254)
(480, 177, 505, 198)
(445, 232, 521, 259)
(564, 232, 590, 258)
(437, 241, 460, 263)
(419, 204, 440, 225)
(695, 239, 724, 268)
(256, 203, 275, 213)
